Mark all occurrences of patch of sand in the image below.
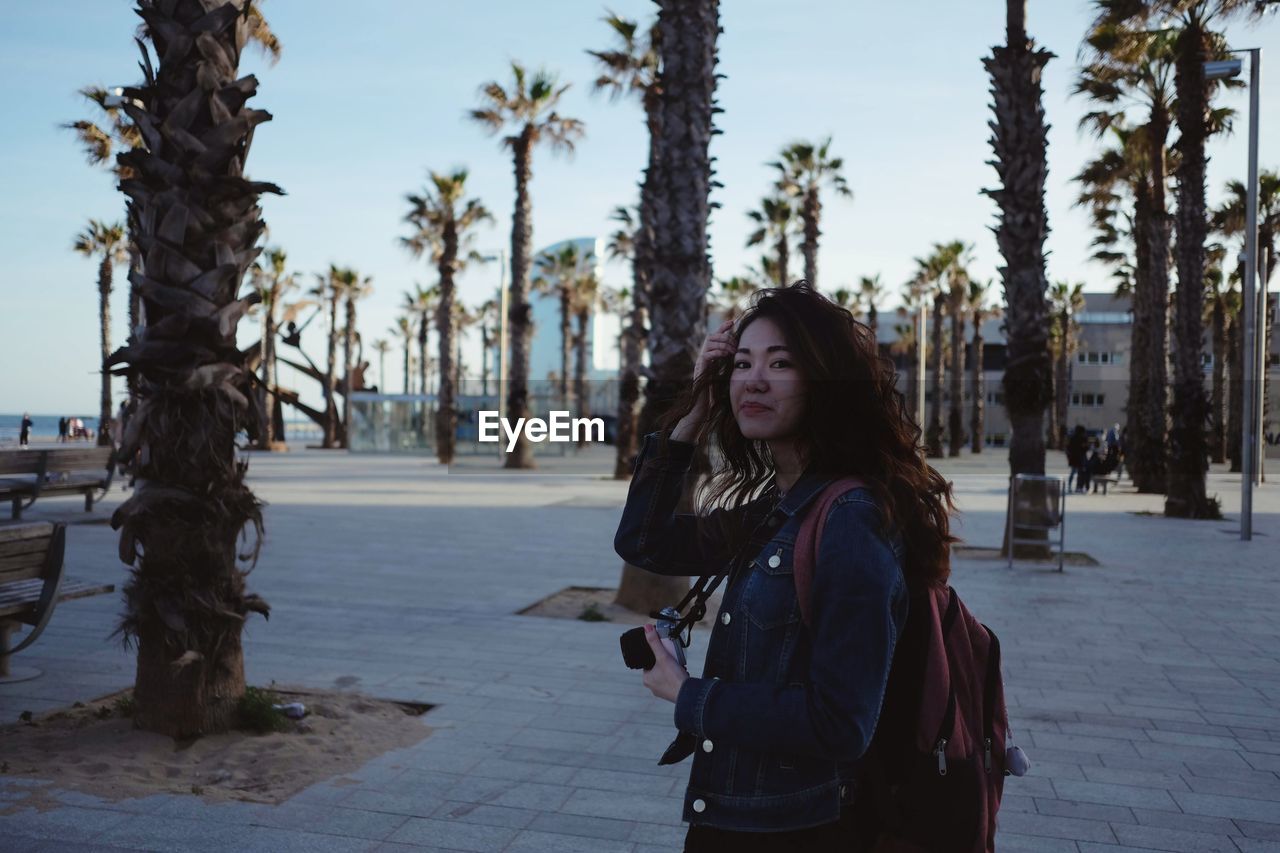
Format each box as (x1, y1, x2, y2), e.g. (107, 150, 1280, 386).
(0, 686, 432, 811)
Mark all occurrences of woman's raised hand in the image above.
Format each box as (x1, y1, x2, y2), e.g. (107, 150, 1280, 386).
(671, 319, 735, 442)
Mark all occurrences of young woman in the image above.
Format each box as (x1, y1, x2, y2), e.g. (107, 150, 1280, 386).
(614, 283, 956, 852)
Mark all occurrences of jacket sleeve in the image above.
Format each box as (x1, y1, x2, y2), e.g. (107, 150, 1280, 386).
(613, 431, 730, 577)
(673, 496, 906, 761)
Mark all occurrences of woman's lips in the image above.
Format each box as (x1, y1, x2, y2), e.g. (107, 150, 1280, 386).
(739, 402, 771, 415)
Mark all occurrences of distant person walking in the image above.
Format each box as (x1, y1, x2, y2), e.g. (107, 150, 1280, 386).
(58, 416, 69, 443)
(19, 413, 34, 448)
(1066, 425, 1088, 493)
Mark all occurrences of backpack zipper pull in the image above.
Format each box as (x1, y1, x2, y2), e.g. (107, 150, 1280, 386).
(984, 737, 992, 772)
(935, 738, 948, 776)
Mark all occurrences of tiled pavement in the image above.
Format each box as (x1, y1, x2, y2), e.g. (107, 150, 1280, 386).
(1, 445, 1278, 852)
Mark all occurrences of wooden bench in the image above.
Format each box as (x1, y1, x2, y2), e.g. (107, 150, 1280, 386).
(0, 446, 115, 520)
(0, 521, 115, 683)
(1092, 476, 1120, 495)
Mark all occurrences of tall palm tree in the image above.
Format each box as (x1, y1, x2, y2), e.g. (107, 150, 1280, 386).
(591, 15, 660, 480)
(984, 0, 1054, 552)
(73, 219, 128, 447)
(391, 315, 414, 395)
(619, 0, 720, 617)
(105, 0, 281, 737)
(1204, 243, 1231, 462)
(314, 266, 345, 448)
(968, 278, 1000, 453)
(337, 269, 372, 449)
(1048, 281, 1086, 451)
(402, 169, 492, 464)
(945, 246, 975, 457)
(831, 286, 861, 319)
(769, 137, 852, 290)
(249, 247, 295, 448)
(745, 195, 793, 285)
(859, 274, 886, 341)
(371, 338, 391, 393)
(471, 62, 584, 468)
(572, 267, 602, 444)
(914, 242, 963, 457)
(897, 273, 930, 427)
(717, 275, 758, 321)
(535, 245, 586, 411)
(1076, 13, 1180, 492)
(403, 284, 437, 438)
(476, 298, 500, 398)
(605, 204, 647, 479)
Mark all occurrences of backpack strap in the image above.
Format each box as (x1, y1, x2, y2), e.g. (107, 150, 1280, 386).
(794, 476, 867, 627)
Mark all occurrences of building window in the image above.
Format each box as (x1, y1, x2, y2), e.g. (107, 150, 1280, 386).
(986, 391, 1004, 405)
(1077, 351, 1122, 365)
(1070, 393, 1106, 408)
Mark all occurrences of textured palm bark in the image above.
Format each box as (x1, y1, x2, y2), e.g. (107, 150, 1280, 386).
(1166, 23, 1217, 518)
(558, 288, 572, 408)
(1228, 301, 1243, 471)
(985, 1, 1054, 554)
(323, 287, 339, 448)
(970, 325, 986, 453)
(1211, 296, 1227, 463)
(776, 230, 791, 286)
(98, 256, 114, 446)
(573, 306, 589, 447)
(1131, 158, 1172, 493)
(617, 0, 718, 617)
(127, 248, 143, 401)
(926, 293, 945, 457)
(800, 187, 820, 288)
(110, 0, 276, 737)
(948, 298, 965, 456)
(437, 221, 459, 465)
(504, 130, 536, 469)
(341, 294, 356, 449)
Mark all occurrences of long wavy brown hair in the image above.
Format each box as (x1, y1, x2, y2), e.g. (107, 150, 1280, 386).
(662, 282, 956, 589)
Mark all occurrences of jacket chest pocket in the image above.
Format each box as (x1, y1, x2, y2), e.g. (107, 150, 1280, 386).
(743, 545, 800, 630)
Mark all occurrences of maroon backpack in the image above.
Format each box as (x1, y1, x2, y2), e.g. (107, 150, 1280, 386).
(795, 477, 1012, 853)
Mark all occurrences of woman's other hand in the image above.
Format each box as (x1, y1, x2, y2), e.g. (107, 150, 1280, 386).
(641, 624, 689, 703)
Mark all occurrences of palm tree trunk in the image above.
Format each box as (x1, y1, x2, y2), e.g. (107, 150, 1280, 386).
(1211, 294, 1227, 463)
(574, 308, 589, 447)
(126, 246, 143, 401)
(403, 339, 411, 395)
(985, 0, 1054, 554)
(776, 232, 790, 286)
(927, 292, 945, 457)
(97, 257, 114, 447)
(437, 226, 458, 466)
(114, 0, 277, 738)
(801, 187, 820, 288)
(324, 289, 339, 448)
(341, 296, 355, 449)
(505, 130, 536, 469)
(868, 306, 878, 341)
(618, 0, 719, 616)
(971, 326, 985, 452)
(418, 311, 429, 439)
(1166, 21, 1217, 518)
(559, 288, 572, 409)
(948, 301, 965, 456)
(1228, 301, 1243, 471)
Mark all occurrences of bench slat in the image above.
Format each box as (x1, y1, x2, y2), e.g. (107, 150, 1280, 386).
(0, 577, 115, 620)
(0, 564, 45, 584)
(0, 523, 55, 544)
(0, 452, 46, 476)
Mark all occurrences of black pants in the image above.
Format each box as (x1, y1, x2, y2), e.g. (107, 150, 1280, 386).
(683, 807, 866, 853)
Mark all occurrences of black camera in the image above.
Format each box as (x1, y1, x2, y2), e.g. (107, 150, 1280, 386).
(619, 606, 688, 670)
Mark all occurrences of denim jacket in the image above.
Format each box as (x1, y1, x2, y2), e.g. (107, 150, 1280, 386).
(614, 432, 908, 832)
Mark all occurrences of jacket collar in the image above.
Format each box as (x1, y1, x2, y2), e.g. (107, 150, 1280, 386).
(770, 469, 843, 520)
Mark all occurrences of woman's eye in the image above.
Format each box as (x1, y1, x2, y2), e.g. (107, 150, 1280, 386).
(734, 360, 750, 369)
(771, 360, 792, 369)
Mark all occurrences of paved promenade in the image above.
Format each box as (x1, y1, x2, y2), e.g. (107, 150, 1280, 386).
(1, 444, 1278, 852)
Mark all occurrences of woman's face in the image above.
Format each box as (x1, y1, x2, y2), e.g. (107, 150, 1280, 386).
(729, 316, 806, 442)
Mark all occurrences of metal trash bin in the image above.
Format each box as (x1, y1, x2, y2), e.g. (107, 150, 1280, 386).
(1006, 473, 1066, 572)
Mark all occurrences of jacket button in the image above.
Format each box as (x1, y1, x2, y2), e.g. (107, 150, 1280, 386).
(702, 739, 714, 753)
(768, 554, 781, 568)
(720, 612, 731, 626)
(692, 798, 706, 813)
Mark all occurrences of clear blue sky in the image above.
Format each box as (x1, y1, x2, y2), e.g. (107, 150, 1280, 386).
(3, 1, 1278, 414)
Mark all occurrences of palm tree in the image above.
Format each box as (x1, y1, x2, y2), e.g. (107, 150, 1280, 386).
(476, 298, 500, 398)
(391, 315, 415, 395)
(859, 274, 886, 341)
(1204, 243, 1231, 462)
(313, 266, 345, 448)
(591, 14, 660, 480)
(716, 275, 757, 321)
(984, 0, 1054, 553)
(769, 137, 852, 290)
(914, 242, 963, 457)
(249, 247, 296, 448)
(335, 269, 372, 449)
(371, 339, 391, 392)
(968, 278, 1000, 453)
(945, 246, 975, 457)
(402, 169, 492, 464)
(1076, 12, 1180, 492)
(1048, 281, 1086, 452)
(620, 0, 720, 617)
(471, 62, 584, 468)
(831, 286, 861, 319)
(73, 219, 127, 447)
(105, 0, 281, 737)
(896, 273, 930, 427)
(745, 195, 793, 285)
(605, 204, 647, 479)
(572, 267, 602, 444)
(535, 245, 586, 411)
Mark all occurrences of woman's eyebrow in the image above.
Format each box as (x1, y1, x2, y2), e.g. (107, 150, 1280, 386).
(735, 345, 791, 354)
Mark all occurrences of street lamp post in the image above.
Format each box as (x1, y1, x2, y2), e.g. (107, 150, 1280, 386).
(1205, 52, 1260, 540)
